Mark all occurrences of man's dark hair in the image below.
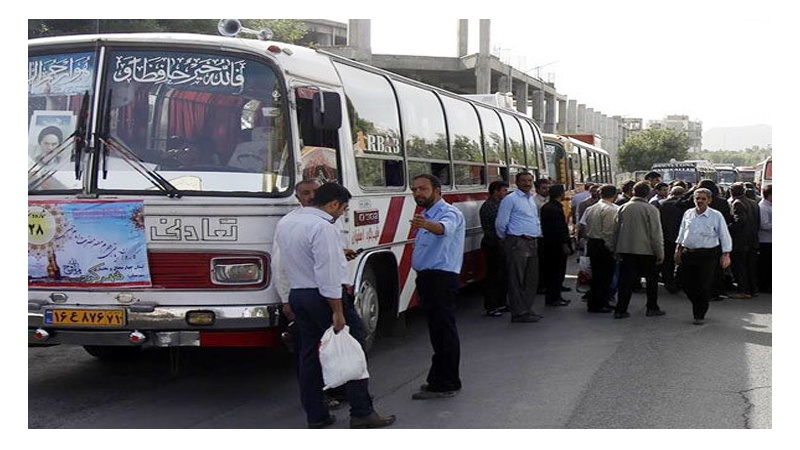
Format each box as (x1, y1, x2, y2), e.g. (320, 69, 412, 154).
(294, 179, 319, 194)
(633, 181, 651, 198)
(655, 182, 669, 190)
(644, 171, 661, 181)
(548, 184, 565, 200)
(599, 184, 618, 199)
(583, 182, 595, 190)
(698, 179, 719, 197)
(762, 184, 772, 199)
(621, 180, 635, 193)
(533, 177, 550, 188)
(729, 182, 745, 198)
(413, 173, 442, 190)
(38, 125, 63, 144)
(312, 182, 351, 206)
(488, 180, 509, 195)
(671, 180, 688, 189)
(516, 171, 534, 183)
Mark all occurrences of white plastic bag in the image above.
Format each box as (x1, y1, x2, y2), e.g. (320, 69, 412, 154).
(319, 325, 370, 390)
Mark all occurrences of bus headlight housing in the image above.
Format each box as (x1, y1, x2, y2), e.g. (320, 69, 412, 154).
(211, 257, 265, 285)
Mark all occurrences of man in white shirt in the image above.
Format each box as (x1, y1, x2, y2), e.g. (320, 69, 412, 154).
(274, 182, 395, 429)
(675, 188, 733, 325)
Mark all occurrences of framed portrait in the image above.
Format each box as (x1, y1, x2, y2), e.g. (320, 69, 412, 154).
(28, 110, 76, 161)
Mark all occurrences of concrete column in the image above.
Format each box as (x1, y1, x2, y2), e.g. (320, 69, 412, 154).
(567, 100, 578, 133)
(515, 82, 528, 115)
(475, 19, 491, 94)
(458, 20, 469, 57)
(544, 93, 557, 134)
(576, 104, 586, 132)
(557, 98, 568, 133)
(531, 90, 545, 127)
(347, 19, 372, 64)
(585, 108, 595, 134)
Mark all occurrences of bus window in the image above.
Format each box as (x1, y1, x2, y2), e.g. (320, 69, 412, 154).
(475, 106, 506, 184)
(519, 119, 539, 171)
(334, 62, 404, 189)
(440, 96, 484, 186)
(28, 51, 95, 191)
(394, 81, 450, 186)
(99, 49, 293, 194)
(500, 113, 525, 167)
(295, 87, 341, 183)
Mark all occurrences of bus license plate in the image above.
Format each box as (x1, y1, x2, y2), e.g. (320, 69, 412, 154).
(44, 308, 126, 327)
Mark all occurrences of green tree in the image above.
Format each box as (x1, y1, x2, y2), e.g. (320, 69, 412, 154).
(617, 127, 690, 172)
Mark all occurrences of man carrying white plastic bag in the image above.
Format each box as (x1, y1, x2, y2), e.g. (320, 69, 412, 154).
(275, 182, 395, 429)
(319, 325, 369, 390)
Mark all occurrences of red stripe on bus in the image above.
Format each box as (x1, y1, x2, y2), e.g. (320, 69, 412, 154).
(442, 192, 490, 204)
(379, 196, 406, 245)
(397, 204, 422, 295)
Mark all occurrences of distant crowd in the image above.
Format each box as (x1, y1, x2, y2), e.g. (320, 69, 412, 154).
(480, 171, 772, 325)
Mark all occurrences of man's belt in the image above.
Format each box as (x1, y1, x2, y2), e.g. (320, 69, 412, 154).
(511, 234, 539, 240)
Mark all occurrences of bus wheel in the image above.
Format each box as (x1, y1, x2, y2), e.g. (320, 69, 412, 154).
(355, 267, 381, 353)
(83, 345, 142, 361)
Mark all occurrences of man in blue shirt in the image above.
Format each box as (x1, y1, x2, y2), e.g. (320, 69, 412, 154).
(494, 171, 543, 323)
(675, 188, 733, 325)
(410, 174, 466, 400)
(275, 182, 396, 428)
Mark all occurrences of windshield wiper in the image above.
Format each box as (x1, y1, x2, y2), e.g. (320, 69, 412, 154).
(99, 136, 183, 198)
(28, 91, 90, 192)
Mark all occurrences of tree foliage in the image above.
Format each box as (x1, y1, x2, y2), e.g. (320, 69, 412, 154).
(617, 127, 690, 172)
(28, 19, 307, 44)
(693, 146, 772, 167)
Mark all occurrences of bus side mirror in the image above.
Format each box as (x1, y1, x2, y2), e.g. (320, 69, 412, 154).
(312, 92, 342, 130)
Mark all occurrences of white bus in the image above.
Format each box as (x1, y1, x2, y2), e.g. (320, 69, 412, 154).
(28, 27, 547, 358)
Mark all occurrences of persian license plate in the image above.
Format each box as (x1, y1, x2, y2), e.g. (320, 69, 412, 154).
(44, 308, 126, 327)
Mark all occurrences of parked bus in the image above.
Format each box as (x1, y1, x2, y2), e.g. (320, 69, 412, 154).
(542, 133, 612, 190)
(28, 26, 547, 358)
(754, 156, 772, 188)
(736, 166, 756, 183)
(713, 163, 738, 193)
(651, 159, 718, 186)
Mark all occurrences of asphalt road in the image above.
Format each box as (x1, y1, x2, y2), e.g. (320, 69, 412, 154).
(28, 260, 772, 434)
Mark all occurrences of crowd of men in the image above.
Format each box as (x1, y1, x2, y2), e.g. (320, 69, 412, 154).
(480, 171, 772, 326)
(271, 170, 771, 428)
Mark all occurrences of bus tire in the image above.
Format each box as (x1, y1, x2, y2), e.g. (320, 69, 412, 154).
(355, 266, 381, 353)
(83, 345, 142, 361)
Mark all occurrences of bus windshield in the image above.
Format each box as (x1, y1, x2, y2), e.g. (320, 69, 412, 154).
(660, 168, 697, 184)
(29, 47, 293, 195)
(718, 170, 737, 184)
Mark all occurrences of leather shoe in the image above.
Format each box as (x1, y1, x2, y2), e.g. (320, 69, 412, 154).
(546, 298, 570, 306)
(350, 411, 396, 429)
(412, 389, 458, 400)
(587, 306, 613, 313)
(645, 308, 666, 317)
(308, 415, 336, 429)
(511, 314, 540, 323)
(613, 311, 630, 319)
(693, 318, 705, 325)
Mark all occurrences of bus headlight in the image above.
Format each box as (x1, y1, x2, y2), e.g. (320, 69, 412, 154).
(211, 258, 264, 285)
